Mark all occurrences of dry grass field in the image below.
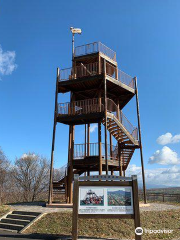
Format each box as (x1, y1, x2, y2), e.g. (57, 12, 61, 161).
(25, 209, 180, 240)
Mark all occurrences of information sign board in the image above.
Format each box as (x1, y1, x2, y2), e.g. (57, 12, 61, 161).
(72, 175, 141, 240)
(79, 186, 133, 214)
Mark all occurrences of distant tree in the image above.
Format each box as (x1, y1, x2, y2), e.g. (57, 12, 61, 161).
(12, 153, 50, 202)
(0, 147, 10, 204)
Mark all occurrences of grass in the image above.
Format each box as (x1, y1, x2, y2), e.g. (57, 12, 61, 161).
(0, 205, 11, 217)
(25, 209, 180, 240)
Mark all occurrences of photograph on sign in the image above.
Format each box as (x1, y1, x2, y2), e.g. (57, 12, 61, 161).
(80, 189, 104, 206)
(108, 188, 131, 206)
(79, 186, 133, 214)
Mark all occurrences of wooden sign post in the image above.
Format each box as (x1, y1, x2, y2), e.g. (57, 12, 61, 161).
(72, 174, 141, 240)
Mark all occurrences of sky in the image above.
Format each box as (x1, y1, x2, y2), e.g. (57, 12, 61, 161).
(0, 0, 180, 187)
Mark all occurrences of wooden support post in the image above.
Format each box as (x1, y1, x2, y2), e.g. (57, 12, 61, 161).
(48, 68, 59, 204)
(69, 125, 75, 204)
(118, 143, 122, 176)
(109, 132, 113, 158)
(104, 59, 108, 175)
(67, 126, 72, 203)
(98, 54, 101, 74)
(111, 169, 114, 175)
(120, 110, 122, 123)
(117, 99, 120, 121)
(132, 175, 141, 240)
(134, 77, 147, 204)
(98, 122, 102, 175)
(98, 90, 102, 112)
(115, 66, 118, 80)
(72, 174, 79, 240)
(85, 124, 87, 157)
(65, 168, 68, 202)
(87, 123, 90, 156)
(123, 170, 126, 177)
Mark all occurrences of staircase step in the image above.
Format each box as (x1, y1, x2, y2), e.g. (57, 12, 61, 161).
(0, 227, 18, 233)
(12, 211, 41, 217)
(7, 214, 36, 221)
(0, 222, 24, 231)
(1, 218, 30, 226)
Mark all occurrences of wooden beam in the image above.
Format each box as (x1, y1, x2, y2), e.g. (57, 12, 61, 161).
(69, 125, 75, 204)
(118, 143, 122, 176)
(87, 123, 90, 156)
(98, 122, 102, 175)
(109, 132, 113, 158)
(85, 124, 87, 157)
(134, 77, 147, 204)
(104, 59, 108, 174)
(48, 68, 59, 204)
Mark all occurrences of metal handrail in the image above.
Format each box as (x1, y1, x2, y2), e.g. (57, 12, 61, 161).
(59, 63, 135, 90)
(74, 42, 116, 61)
(107, 98, 138, 140)
(58, 97, 138, 140)
(58, 98, 104, 115)
(59, 62, 99, 81)
(74, 143, 118, 160)
(118, 69, 135, 89)
(106, 62, 135, 89)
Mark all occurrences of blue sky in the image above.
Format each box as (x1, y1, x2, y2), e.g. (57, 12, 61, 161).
(0, 0, 180, 187)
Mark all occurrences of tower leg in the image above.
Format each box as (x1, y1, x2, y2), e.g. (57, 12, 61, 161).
(134, 77, 147, 204)
(85, 124, 87, 157)
(98, 122, 102, 175)
(118, 144, 122, 176)
(104, 59, 108, 174)
(48, 68, 59, 205)
(87, 124, 90, 156)
(69, 125, 74, 204)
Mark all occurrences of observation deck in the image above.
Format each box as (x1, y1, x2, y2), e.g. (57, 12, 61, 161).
(58, 63, 135, 109)
(74, 42, 117, 66)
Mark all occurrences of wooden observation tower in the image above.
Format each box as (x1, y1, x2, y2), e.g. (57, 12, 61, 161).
(48, 40, 147, 205)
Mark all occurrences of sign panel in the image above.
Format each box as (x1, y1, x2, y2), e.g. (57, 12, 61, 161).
(78, 186, 134, 214)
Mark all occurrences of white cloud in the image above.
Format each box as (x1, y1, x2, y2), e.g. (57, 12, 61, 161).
(157, 132, 180, 145)
(149, 146, 180, 165)
(162, 165, 180, 174)
(90, 124, 98, 133)
(21, 153, 37, 159)
(0, 45, 17, 78)
(126, 164, 141, 174)
(126, 164, 180, 187)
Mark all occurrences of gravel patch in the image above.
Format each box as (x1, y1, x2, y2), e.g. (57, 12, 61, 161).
(8, 202, 180, 214)
(140, 203, 180, 212)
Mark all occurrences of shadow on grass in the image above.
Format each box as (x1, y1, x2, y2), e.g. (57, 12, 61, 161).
(0, 232, 108, 240)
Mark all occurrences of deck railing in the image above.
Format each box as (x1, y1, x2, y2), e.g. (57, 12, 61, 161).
(58, 98, 104, 116)
(74, 42, 116, 61)
(59, 63, 135, 90)
(107, 98, 138, 140)
(58, 97, 138, 140)
(118, 70, 135, 89)
(75, 62, 99, 78)
(74, 143, 118, 160)
(106, 62, 135, 89)
(59, 62, 99, 81)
